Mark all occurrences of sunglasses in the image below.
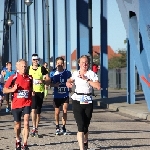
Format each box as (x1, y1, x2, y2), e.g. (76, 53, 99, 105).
(33, 59, 38, 61)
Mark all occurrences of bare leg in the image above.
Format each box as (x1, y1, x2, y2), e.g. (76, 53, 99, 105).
(31, 109, 37, 128)
(36, 114, 40, 128)
(55, 108, 60, 125)
(62, 103, 68, 126)
(77, 132, 84, 150)
(84, 132, 88, 143)
(23, 114, 30, 144)
(14, 121, 21, 140)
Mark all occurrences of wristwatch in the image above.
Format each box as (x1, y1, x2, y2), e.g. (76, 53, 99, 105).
(86, 79, 90, 82)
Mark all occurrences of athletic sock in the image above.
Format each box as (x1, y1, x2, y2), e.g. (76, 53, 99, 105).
(62, 125, 65, 129)
(56, 124, 59, 129)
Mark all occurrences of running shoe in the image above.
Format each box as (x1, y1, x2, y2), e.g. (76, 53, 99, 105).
(60, 127, 67, 135)
(55, 128, 60, 135)
(30, 129, 36, 137)
(84, 142, 88, 150)
(34, 129, 39, 137)
(30, 129, 39, 137)
(22, 144, 29, 150)
(16, 141, 21, 150)
(6, 106, 10, 112)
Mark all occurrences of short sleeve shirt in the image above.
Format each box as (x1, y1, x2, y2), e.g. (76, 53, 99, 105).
(50, 69, 72, 98)
(4, 73, 33, 109)
(71, 70, 98, 101)
(4, 70, 16, 81)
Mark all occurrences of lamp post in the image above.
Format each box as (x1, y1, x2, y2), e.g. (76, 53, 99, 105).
(24, 0, 33, 6)
(7, 12, 27, 60)
(45, 0, 50, 70)
(88, 0, 93, 70)
(6, 0, 33, 61)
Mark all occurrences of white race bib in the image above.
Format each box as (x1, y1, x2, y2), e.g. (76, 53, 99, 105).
(33, 79, 40, 85)
(80, 95, 92, 104)
(17, 90, 29, 98)
(58, 87, 67, 94)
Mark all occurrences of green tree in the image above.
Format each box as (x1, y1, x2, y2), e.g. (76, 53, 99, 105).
(108, 49, 127, 69)
(93, 55, 100, 65)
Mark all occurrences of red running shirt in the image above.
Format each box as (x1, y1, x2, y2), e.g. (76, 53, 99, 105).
(92, 64, 98, 73)
(4, 73, 33, 109)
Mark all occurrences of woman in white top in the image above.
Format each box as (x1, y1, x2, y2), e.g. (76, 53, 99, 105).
(66, 55, 100, 150)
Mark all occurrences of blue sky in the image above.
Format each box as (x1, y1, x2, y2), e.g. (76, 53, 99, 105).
(0, 0, 126, 58)
(49, 0, 127, 56)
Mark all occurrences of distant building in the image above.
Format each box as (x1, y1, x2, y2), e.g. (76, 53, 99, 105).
(50, 45, 120, 71)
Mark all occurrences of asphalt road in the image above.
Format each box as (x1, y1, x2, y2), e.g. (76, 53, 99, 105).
(0, 92, 150, 150)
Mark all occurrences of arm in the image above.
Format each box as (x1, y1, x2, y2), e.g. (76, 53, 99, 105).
(66, 71, 74, 92)
(3, 76, 17, 94)
(66, 71, 76, 88)
(41, 66, 51, 85)
(1, 70, 6, 77)
(50, 82, 60, 87)
(43, 73, 51, 85)
(88, 71, 100, 90)
(49, 72, 60, 87)
(87, 80, 100, 90)
(79, 71, 101, 90)
(29, 76, 35, 96)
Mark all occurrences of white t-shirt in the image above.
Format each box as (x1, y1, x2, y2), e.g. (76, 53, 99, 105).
(71, 70, 98, 101)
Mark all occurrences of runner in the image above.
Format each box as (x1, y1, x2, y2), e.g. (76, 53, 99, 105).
(66, 55, 100, 150)
(26, 54, 50, 137)
(50, 57, 71, 135)
(3, 59, 34, 150)
(3, 62, 15, 112)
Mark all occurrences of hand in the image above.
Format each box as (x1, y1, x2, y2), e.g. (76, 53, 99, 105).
(32, 91, 35, 96)
(37, 80, 43, 84)
(78, 74, 88, 80)
(69, 88, 72, 93)
(1, 71, 6, 76)
(66, 82, 73, 88)
(54, 82, 60, 87)
(97, 86, 101, 90)
(12, 84, 18, 92)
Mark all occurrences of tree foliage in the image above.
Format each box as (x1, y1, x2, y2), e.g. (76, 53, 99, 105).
(92, 49, 127, 69)
(108, 49, 127, 69)
(93, 55, 100, 65)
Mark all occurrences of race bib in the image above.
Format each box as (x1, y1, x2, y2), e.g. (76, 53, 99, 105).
(80, 95, 92, 104)
(58, 87, 67, 94)
(33, 79, 39, 85)
(17, 90, 29, 98)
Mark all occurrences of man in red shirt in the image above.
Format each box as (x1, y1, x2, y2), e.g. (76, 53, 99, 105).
(3, 59, 34, 150)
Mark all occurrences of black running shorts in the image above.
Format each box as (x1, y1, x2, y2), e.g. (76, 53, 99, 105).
(32, 92, 44, 114)
(53, 96, 69, 108)
(11, 106, 31, 122)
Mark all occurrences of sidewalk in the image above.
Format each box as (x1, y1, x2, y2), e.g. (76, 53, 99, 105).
(93, 89, 150, 121)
